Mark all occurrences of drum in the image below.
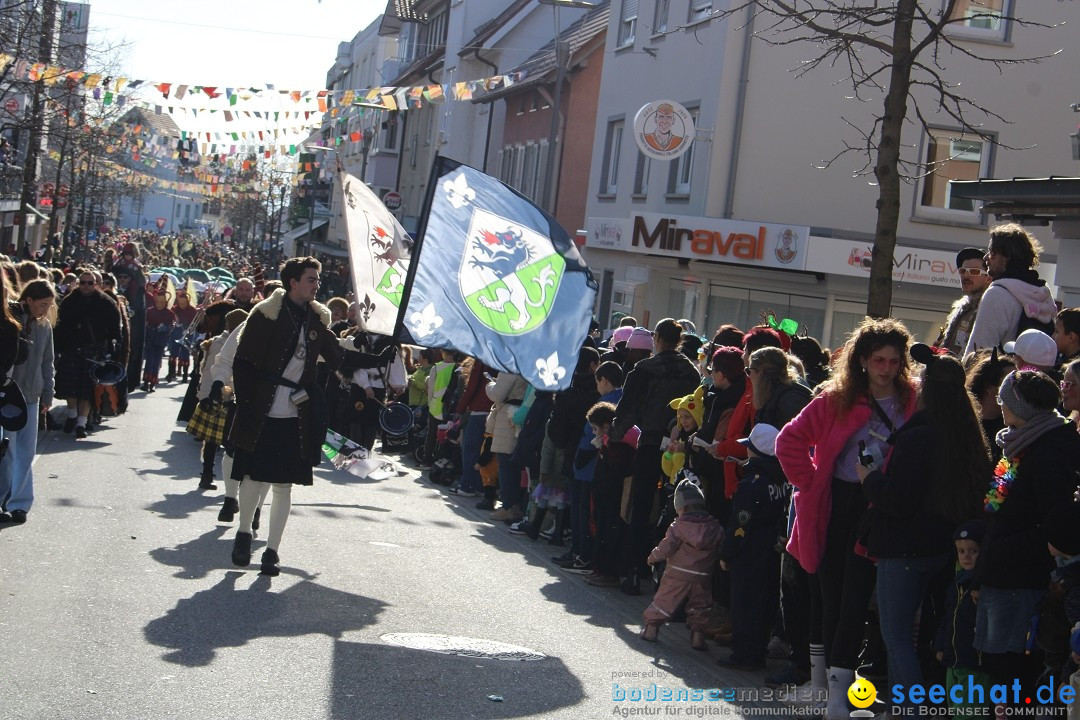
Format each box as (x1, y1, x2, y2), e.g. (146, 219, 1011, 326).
(378, 402, 414, 437)
(89, 360, 127, 386)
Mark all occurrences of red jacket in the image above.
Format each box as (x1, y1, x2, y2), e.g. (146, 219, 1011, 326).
(775, 387, 916, 573)
(715, 380, 753, 499)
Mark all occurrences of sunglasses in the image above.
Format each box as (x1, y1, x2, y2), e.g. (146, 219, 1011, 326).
(79, 280, 96, 286)
(957, 267, 987, 277)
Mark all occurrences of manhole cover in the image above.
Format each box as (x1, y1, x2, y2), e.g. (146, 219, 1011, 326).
(381, 633, 546, 661)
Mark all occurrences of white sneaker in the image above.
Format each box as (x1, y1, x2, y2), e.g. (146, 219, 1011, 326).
(450, 487, 478, 498)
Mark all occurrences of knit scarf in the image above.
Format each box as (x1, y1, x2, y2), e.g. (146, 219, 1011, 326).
(995, 411, 1068, 460)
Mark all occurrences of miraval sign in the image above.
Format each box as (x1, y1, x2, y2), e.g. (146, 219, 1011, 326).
(585, 214, 810, 271)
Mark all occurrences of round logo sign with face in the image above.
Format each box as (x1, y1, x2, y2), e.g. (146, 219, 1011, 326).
(633, 100, 696, 160)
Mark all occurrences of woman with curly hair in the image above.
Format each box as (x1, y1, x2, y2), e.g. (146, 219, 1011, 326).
(776, 317, 918, 719)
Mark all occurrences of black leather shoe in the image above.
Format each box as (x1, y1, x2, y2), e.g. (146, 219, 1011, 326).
(217, 497, 239, 522)
(62, 417, 75, 433)
(0, 511, 10, 523)
(9, 510, 26, 524)
(231, 532, 252, 567)
(74, 426, 87, 439)
(259, 549, 280, 577)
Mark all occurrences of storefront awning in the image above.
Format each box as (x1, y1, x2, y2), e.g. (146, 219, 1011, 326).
(950, 177, 1080, 219)
(280, 219, 328, 244)
(307, 241, 349, 258)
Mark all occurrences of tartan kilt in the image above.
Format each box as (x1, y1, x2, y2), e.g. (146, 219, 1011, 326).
(186, 402, 228, 446)
(55, 354, 95, 401)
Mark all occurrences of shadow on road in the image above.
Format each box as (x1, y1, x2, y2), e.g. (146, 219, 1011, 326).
(330, 640, 585, 719)
(149, 525, 234, 579)
(146, 490, 221, 521)
(144, 571, 387, 666)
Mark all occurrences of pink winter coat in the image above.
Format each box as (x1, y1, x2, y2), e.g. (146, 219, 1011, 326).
(648, 512, 724, 581)
(775, 388, 916, 573)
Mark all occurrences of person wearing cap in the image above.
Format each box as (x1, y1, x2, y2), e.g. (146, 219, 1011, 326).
(717, 423, 788, 670)
(965, 224, 1058, 356)
(641, 477, 723, 650)
(936, 248, 992, 357)
(0, 280, 55, 524)
(934, 520, 990, 713)
(54, 270, 123, 439)
(611, 318, 701, 596)
(973, 370, 1080, 701)
(1039, 503, 1080, 693)
(141, 287, 176, 393)
(1002, 329, 1058, 375)
(854, 345, 991, 708)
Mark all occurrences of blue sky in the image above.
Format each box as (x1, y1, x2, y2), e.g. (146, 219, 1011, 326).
(86, 0, 384, 92)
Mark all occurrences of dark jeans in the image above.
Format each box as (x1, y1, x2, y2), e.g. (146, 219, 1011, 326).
(620, 443, 662, 577)
(876, 553, 952, 702)
(458, 412, 487, 493)
(817, 478, 877, 669)
(497, 452, 524, 510)
(729, 537, 782, 663)
(780, 551, 814, 672)
(569, 476, 591, 562)
(591, 469, 625, 577)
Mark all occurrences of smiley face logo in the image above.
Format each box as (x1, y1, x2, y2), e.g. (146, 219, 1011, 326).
(847, 676, 877, 709)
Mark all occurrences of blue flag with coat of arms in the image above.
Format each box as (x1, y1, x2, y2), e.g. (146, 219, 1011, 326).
(396, 157, 596, 391)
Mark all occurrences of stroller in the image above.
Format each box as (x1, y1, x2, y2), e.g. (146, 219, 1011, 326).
(425, 417, 463, 486)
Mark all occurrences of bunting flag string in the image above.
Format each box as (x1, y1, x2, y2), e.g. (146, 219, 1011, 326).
(0, 51, 525, 117)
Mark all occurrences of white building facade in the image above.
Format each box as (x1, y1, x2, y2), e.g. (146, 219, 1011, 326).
(583, 1, 1077, 347)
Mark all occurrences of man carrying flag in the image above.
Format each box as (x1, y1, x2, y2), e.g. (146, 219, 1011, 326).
(395, 156, 596, 392)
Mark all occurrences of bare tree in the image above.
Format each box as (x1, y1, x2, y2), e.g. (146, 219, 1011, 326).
(702, 0, 1064, 318)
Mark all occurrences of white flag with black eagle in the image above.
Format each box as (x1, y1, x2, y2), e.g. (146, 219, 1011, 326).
(338, 170, 411, 336)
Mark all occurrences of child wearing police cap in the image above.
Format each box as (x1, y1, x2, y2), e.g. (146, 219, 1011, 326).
(935, 520, 990, 713)
(641, 477, 723, 650)
(718, 423, 788, 670)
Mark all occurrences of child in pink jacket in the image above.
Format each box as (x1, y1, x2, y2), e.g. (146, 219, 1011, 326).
(641, 478, 723, 650)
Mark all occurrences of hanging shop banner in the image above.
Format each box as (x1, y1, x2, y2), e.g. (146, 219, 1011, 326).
(584, 214, 809, 271)
(633, 100, 695, 161)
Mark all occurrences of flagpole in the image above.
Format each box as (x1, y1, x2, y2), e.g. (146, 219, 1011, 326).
(390, 154, 456, 342)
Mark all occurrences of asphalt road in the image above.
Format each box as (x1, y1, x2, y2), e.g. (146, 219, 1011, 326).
(0, 383, 792, 720)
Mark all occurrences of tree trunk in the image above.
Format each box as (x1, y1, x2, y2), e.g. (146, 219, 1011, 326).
(867, 0, 917, 319)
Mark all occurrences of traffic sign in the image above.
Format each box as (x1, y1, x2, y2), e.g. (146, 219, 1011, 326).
(3, 98, 18, 114)
(383, 191, 402, 211)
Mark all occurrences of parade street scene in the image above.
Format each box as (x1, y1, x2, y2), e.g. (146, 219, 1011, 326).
(1, 1, 1080, 719)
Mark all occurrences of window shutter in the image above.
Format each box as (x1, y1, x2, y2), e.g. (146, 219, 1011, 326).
(621, 0, 638, 21)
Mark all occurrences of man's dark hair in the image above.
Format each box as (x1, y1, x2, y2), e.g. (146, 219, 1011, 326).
(619, 316, 637, 327)
(595, 361, 624, 388)
(989, 223, 1042, 272)
(743, 326, 783, 354)
(280, 256, 320, 293)
(1057, 308, 1080, 338)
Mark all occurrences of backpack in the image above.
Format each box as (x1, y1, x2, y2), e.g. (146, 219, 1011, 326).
(1016, 312, 1056, 340)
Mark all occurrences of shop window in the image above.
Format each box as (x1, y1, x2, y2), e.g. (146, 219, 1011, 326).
(917, 127, 992, 219)
(704, 287, 826, 345)
(600, 119, 624, 196)
(618, 0, 638, 48)
(668, 280, 700, 324)
(946, 0, 1010, 41)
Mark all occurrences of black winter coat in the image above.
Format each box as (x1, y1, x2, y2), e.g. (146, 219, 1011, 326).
(974, 421, 1080, 590)
(54, 289, 123, 359)
(934, 568, 980, 670)
(861, 411, 977, 559)
(612, 350, 701, 446)
(722, 454, 789, 562)
(547, 371, 600, 449)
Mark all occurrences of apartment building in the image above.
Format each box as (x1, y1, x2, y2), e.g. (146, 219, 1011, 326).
(582, 0, 1078, 346)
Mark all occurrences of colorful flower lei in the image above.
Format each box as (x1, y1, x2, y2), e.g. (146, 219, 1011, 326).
(984, 455, 1021, 512)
